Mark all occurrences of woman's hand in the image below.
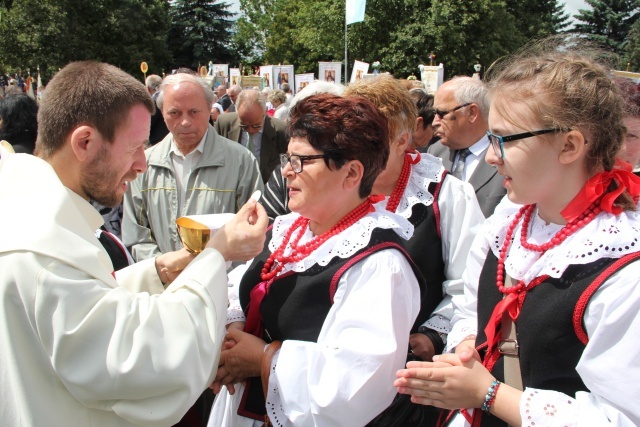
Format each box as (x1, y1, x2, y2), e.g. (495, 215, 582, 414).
(212, 329, 266, 394)
(454, 338, 481, 364)
(394, 353, 495, 410)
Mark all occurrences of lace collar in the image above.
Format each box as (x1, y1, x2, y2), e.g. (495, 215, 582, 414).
(269, 204, 414, 275)
(378, 152, 445, 219)
(485, 200, 640, 285)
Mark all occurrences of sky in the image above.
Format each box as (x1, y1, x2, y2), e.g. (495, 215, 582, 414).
(563, 0, 590, 19)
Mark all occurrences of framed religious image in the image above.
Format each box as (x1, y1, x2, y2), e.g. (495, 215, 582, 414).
(208, 64, 229, 79)
(241, 76, 263, 90)
(419, 64, 444, 94)
(273, 65, 295, 90)
(260, 65, 274, 89)
(318, 61, 342, 84)
(350, 60, 369, 83)
(295, 73, 314, 93)
(213, 76, 225, 89)
(229, 68, 240, 87)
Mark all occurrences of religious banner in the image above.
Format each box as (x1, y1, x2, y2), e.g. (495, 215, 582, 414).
(318, 62, 342, 84)
(229, 68, 241, 87)
(273, 65, 295, 90)
(419, 64, 444, 94)
(241, 75, 264, 90)
(295, 73, 315, 93)
(350, 60, 369, 83)
(260, 65, 274, 89)
(208, 63, 229, 79)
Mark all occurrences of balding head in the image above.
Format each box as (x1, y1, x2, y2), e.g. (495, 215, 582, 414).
(228, 85, 242, 104)
(145, 74, 162, 95)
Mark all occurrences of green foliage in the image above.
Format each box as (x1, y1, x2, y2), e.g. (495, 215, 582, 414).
(626, 18, 640, 70)
(0, 0, 171, 80)
(168, 0, 238, 69)
(232, 0, 571, 79)
(573, 0, 640, 55)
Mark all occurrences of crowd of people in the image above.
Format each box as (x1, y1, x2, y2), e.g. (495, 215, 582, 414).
(1, 36, 640, 427)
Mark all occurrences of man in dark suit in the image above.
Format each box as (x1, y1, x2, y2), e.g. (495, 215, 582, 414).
(427, 76, 506, 217)
(216, 84, 231, 111)
(215, 89, 289, 183)
(146, 74, 169, 146)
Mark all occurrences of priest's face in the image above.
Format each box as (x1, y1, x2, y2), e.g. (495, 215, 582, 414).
(81, 104, 149, 207)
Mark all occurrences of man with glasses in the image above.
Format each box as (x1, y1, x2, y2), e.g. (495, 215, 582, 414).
(215, 89, 289, 183)
(427, 76, 506, 217)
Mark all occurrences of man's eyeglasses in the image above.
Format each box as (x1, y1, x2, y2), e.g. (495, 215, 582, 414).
(239, 123, 263, 131)
(487, 129, 562, 159)
(280, 153, 326, 173)
(434, 103, 472, 119)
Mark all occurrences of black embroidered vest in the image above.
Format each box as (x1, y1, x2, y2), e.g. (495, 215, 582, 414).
(403, 178, 447, 332)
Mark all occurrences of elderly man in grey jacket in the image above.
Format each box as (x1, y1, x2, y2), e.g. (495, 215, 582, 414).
(123, 73, 263, 261)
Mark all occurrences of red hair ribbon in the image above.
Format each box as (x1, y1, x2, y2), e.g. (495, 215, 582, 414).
(561, 160, 640, 222)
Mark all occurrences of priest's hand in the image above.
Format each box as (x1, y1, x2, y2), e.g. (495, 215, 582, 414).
(155, 248, 195, 285)
(207, 200, 268, 261)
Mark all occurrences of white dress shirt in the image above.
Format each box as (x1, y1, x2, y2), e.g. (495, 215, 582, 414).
(169, 132, 206, 214)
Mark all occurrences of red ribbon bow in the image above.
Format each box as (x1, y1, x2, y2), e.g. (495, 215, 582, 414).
(483, 292, 521, 355)
(561, 160, 640, 222)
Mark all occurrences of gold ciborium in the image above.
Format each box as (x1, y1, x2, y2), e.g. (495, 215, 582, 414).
(176, 214, 235, 254)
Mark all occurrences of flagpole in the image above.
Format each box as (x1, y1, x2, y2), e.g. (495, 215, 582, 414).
(344, 18, 348, 85)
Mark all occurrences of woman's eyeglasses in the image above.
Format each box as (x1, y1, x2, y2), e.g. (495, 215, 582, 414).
(487, 129, 563, 159)
(280, 153, 326, 173)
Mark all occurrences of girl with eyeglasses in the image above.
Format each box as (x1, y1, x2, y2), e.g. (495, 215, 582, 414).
(395, 42, 640, 426)
(208, 94, 424, 426)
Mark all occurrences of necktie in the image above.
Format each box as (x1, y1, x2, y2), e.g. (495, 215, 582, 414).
(452, 148, 471, 180)
(247, 132, 254, 155)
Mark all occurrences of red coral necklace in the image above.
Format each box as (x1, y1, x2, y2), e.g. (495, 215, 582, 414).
(496, 201, 602, 294)
(386, 151, 420, 213)
(261, 197, 380, 281)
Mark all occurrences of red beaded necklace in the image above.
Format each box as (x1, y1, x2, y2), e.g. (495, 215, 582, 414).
(386, 151, 421, 213)
(497, 201, 602, 294)
(260, 198, 376, 281)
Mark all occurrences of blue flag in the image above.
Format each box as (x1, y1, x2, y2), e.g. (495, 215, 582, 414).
(346, 0, 366, 25)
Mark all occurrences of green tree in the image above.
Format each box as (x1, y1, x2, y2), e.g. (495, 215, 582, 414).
(0, 0, 171, 80)
(232, 0, 563, 80)
(626, 18, 640, 70)
(168, 0, 237, 69)
(399, 0, 525, 78)
(507, 0, 570, 39)
(574, 0, 640, 55)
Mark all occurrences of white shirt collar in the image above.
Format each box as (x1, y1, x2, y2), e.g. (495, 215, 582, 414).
(467, 134, 490, 157)
(170, 130, 208, 157)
